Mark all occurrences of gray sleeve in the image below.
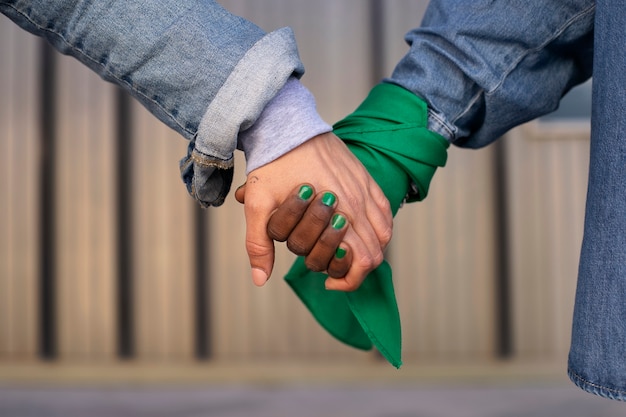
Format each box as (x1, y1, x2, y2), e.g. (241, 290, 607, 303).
(238, 77, 332, 174)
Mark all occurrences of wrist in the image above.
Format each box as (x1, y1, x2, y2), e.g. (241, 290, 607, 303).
(334, 82, 449, 208)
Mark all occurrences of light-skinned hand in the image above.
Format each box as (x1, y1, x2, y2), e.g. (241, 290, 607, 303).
(235, 132, 392, 291)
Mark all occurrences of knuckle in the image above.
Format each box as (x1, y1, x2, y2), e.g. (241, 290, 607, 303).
(328, 263, 348, 278)
(379, 194, 392, 213)
(342, 280, 360, 292)
(287, 239, 309, 256)
(267, 223, 288, 242)
(304, 258, 326, 272)
(318, 233, 338, 250)
(245, 199, 272, 217)
(355, 253, 375, 273)
(245, 239, 272, 258)
(308, 209, 331, 227)
(285, 203, 305, 219)
(345, 193, 362, 212)
(379, 225, 393, 247)
(354, 249, 384, 273)
(371, 250, 385, 268)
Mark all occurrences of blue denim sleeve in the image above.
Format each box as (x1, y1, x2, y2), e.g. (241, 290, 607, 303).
(0, 0, 305, 206)
(387, 0, 595, 148)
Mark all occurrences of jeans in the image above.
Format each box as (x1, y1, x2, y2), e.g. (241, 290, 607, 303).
(387, 0, 626, 400)
(568, 0, 626, 400)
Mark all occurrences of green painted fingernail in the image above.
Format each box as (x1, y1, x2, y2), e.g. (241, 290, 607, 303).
(321, 192, 336, 207)
(335, 247, 347, 259)
(298, 185, 313, 200)
(331, 213, 346, 230)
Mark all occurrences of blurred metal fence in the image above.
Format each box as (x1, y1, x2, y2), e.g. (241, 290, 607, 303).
(0, 1, 589, 365)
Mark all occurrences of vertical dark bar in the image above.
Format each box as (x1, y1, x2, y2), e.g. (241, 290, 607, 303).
(38, 41, 57, 360)
(194, 206, 210, 359)
(116, 88, 134, 358)
(493, 140, 512, 358)
(369, 0, 386, 85)
(369, 0, 386, 362)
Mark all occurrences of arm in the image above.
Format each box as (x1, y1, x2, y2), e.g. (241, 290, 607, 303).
(2, 0, 393, 285)
(268, 0, 596, 290)
(1, 0, 302, 207)
(389, 0, 594, 148)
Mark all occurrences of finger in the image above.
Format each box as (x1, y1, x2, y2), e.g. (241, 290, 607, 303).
(304, 212, 349, 272)
(327, 242, 352, 278)
(324, 227, 382, 291)
(267, 184, 315, 242)
(344, 214, 385, 278)
(365, 182, 394, 251)
(242, 194, 277, 287)
(287, 191, 337, 256)
(235, 183, 246, 204)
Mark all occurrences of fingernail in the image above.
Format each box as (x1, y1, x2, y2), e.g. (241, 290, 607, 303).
(321, 192, 336, 207)
(298, 185, 313, 200)
(251, 268, 269, 286)
(331, 213, 346, 230)
(335, 247, 347, 259)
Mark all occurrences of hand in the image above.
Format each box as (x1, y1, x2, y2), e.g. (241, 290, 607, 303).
(235, 132, 392, 291)
(266, 184, 352, 278)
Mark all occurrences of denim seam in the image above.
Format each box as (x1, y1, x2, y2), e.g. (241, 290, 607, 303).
(448, 89, 483, 140)
(449, 3, 595, 140)
(487, 3, 596, 96)
(190, 149, 233, 169)
(568, 368, 626, 398)
(1, 3, 195, 139)
(427, 109, 455, 141)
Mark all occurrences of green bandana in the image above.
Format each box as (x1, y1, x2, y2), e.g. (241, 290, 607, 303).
(285, 83, 449, 368)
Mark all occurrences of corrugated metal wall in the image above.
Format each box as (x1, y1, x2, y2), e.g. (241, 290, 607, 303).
(0, 16, 40, 360)
(0, 1, 588, 366)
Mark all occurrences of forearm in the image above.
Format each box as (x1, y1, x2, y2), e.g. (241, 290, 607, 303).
(2, 0, 305, 206)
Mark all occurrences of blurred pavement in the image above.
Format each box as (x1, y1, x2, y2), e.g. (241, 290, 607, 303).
(1, 361, 625, 417)
(0, 383, 625, 417)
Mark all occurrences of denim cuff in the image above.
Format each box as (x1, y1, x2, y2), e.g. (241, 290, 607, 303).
(180, 27, 304, 207)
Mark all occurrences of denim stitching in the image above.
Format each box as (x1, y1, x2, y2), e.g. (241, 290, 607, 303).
(450, 88, 483, 138)
(427, 108, 456, 141)
(569, 368, 626, 398)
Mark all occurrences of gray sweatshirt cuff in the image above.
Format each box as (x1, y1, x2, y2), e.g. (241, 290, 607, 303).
(238, 77, 332, 174)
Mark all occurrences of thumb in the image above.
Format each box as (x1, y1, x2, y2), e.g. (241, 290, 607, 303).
(242, 195, 276, 287)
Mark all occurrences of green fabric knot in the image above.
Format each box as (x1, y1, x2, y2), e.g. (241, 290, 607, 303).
(285, 83, 449, 368)
(334, 82, 449, 207)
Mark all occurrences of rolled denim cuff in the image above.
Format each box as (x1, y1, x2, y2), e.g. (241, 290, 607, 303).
(179, 142, 234, 208)
(180, 27, 304, 207)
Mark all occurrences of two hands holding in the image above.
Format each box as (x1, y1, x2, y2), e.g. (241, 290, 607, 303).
(234, 83, 449, 293)
(235, 131, 392, 292)
(231, 84, 448, 366)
